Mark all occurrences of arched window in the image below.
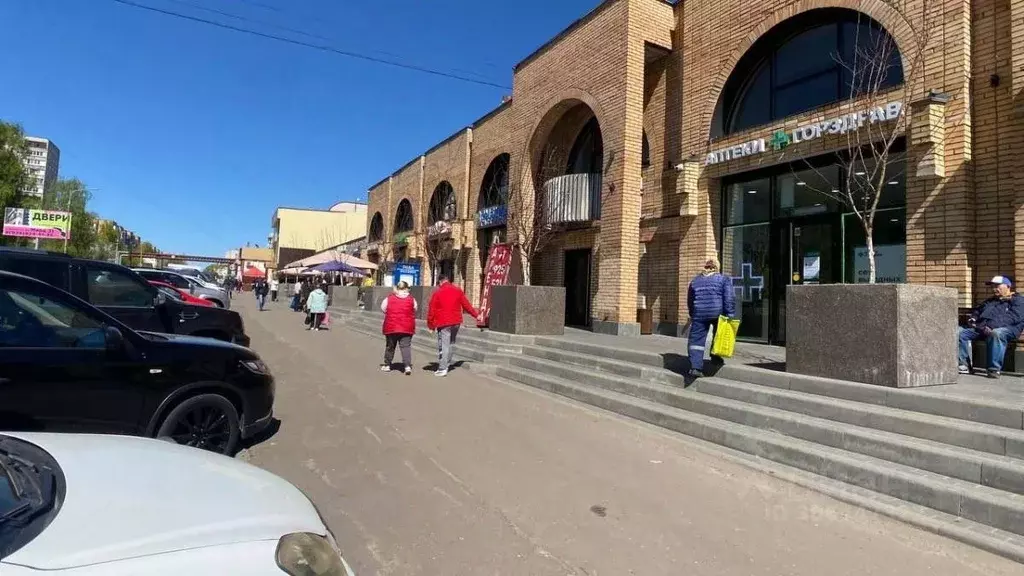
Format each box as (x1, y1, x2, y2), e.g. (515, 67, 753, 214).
(368, 212, 384, 243)
(393, 199, 413, 235)
(428, 182, 457, 224)
(718, 9, 903, 136)
(566, 117, 603, 174)
(478, 154, 510, 210)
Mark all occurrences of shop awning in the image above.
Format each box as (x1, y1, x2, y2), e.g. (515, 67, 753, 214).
(283, 249, 378, 271)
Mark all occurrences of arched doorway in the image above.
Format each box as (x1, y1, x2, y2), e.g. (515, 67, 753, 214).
(528, 101, 605, 327)
(477, 153, 510, 290)
(427, 181, 457, 284)
(393, 199, 414, 263)
(711, 8, 906, 344)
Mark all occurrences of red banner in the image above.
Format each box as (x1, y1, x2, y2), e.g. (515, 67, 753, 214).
(477, 243, 513, 328)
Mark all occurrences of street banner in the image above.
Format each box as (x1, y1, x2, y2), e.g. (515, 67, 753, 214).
(3, 208, 72, 240)
(477, 243, 513, 328)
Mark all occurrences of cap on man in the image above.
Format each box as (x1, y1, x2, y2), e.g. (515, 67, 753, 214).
(958, 275, 1024, 378)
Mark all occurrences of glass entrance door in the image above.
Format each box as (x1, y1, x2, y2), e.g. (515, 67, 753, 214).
(770, 217, 840, 343)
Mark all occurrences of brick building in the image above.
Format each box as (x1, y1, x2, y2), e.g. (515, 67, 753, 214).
(365, 0, 1023, 343)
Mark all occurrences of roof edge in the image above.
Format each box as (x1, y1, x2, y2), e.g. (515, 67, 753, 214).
(513, 0, 622, 72)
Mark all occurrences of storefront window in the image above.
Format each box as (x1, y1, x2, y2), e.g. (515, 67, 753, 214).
(721, 224, 770, 341)
(843, 209, 906, 283)
(775, 165, 840, 217)
(724, 178, 770, 225)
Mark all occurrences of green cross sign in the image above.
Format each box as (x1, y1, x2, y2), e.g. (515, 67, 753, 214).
(768, 130, 791, 151)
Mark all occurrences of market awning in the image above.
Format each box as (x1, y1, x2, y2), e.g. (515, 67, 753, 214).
(311, 260, 369, 275)
(242, 265, 266, 278)
(283, 249, 378, 271)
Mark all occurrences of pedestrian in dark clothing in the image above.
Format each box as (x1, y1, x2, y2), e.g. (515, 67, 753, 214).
(254, 279, 269, 311)
(426, 275, 479, 377)
(959, 275, 1024, 378)
(686, 257, 736, 378)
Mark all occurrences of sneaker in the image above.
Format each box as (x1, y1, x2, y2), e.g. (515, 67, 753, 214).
(988, 369, 1002, 379)
(434, 369, 448, 377)
(958, 365, 971, 375)
(380, 365, 391, 372)
(688, 369, 703, 378)
(404, 366, 412, 376)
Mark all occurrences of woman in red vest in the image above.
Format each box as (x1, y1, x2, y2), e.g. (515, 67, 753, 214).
(380, 281, 418, 375)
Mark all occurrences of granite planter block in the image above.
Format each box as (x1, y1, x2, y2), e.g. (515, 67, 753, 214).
(409, 286, 436, 320)
(361, 287, 393, 312)
(328, 286, 360, 308)
(786, 284, 958, 388)
(489, 285, 565, 335)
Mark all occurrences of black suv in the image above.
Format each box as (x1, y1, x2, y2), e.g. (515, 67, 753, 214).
(0, 270, 274, 454)
(0, 248, 249, 347)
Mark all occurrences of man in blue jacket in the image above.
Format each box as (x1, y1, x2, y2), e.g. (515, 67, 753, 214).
(959, 275, 1024, 378)
(686, 257, 736, 378)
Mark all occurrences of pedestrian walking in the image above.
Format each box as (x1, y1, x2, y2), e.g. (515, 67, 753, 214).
(270, 277, 280, 302)
(380, 281, 417, 375)
(290, 280, 303, 311)
(686, 257, 736, 379)
(958, 275, 1024, 378)
(255, 279, 269, 311)
(306, 282, 329, 331)
(426, 275, 479, 377)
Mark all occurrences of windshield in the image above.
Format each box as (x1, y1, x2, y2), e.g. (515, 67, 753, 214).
(0, 436, 64, 558)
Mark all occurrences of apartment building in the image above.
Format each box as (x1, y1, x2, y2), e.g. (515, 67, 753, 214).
(21, 136, 60, 199)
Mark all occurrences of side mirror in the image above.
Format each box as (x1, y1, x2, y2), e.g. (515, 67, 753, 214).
(104, 326, 125, 354)
(154, 292, 167, 307)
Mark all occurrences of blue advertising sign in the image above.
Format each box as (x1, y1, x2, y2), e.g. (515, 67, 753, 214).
(393, 262, 421, 287)
(477, 205, 508, 229)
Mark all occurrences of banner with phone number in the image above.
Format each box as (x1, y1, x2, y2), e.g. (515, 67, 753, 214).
(3, 207, 72, 239)
(477, 243, 513, 328)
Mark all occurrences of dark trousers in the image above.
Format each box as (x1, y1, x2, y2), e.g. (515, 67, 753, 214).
(384, 334, 413, 367)
(271, 290, 278, 302)
(290, 294, 300, 310)
(688, 318, 716, 372)
(309, 312, 324, 329)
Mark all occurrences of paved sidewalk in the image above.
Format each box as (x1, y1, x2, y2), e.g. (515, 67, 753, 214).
(238, 298, 1023, 576)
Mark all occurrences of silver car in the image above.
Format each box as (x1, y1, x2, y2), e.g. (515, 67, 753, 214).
(134, 268, 232, 309)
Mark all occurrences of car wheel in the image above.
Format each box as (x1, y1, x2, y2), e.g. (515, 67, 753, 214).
(156, 393, 240, 455)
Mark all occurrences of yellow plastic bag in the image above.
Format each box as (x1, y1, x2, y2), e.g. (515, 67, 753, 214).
(710, 315, 741, 358)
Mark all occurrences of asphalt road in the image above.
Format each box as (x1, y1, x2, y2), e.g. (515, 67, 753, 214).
(236, 296, 1023, 576)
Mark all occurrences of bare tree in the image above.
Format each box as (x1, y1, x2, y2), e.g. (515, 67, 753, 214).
(507, 145, 567, 285)
(797, 1, 934, 283)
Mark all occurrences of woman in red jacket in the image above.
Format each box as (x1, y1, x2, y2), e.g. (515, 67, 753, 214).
(380, 281, 418, 375)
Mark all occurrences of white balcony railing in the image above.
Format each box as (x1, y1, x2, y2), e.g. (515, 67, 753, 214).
(542, 173, 602, 224)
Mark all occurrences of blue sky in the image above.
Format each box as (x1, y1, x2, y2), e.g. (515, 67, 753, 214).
(0, 0, 596, 256)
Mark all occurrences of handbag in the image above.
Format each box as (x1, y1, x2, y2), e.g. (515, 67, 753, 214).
(710, 315, 741, 358)
(304, 312, 313, 326)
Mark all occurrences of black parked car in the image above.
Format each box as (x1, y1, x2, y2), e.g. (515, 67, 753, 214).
(0, 248, 248, 346)
(0, 270, 274, 454)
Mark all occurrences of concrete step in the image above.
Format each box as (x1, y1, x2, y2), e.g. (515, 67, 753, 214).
(519, 343, 1024, 459)
(493, 362, 1024, 541)
(508, 354, 1024, 495)
(531, 336, 1024, 431)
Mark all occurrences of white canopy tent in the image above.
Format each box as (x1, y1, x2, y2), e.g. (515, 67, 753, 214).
(283, 249, 378, 271)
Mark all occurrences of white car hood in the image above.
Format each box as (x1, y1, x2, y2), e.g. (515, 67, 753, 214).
(3, 433, 324, 570)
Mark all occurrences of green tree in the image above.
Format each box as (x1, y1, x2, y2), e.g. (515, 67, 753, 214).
(95, 220, 122, 261)
(41, 178, 97, 257)
(0, 121, 29, 246)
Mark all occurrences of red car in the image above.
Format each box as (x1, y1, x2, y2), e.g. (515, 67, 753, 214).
(148, 280, 215, 307)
